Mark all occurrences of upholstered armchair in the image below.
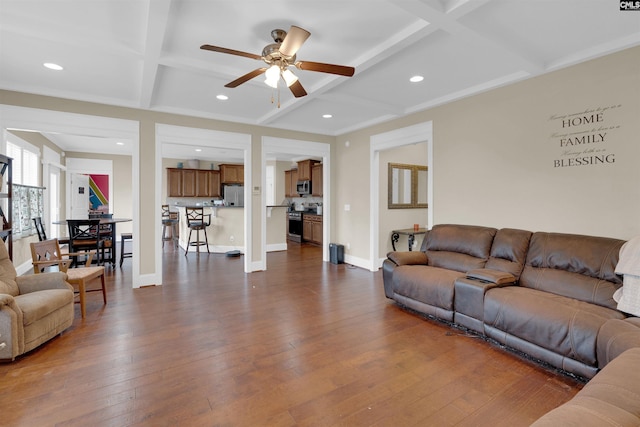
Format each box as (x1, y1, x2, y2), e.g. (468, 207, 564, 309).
(0, 240, 74, 361)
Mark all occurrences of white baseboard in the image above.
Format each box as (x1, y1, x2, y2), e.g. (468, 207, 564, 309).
(16, 260, 34, 276)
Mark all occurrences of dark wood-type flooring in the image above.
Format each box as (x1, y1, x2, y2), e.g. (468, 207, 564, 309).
(0, 243, 584, 426)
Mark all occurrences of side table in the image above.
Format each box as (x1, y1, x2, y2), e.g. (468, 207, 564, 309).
(391, 228, 427, 251)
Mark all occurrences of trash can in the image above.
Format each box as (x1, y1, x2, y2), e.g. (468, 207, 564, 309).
(329, 243, 344, 264)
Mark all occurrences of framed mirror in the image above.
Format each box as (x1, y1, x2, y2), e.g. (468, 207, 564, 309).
(388, 163, 428, 209)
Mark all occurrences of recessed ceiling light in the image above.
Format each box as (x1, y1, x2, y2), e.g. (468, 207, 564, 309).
(409, 75, 424, 83)
(116, 142, 124, 146)
(216, 94, 229, 100)
(195, 148, 202, 152)
(322, 114, 333, 119)
(43, 62, 63, 71)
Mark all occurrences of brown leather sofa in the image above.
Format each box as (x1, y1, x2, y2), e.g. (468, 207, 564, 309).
(382, 224, 640, 379)
(531, 347, 640, 426)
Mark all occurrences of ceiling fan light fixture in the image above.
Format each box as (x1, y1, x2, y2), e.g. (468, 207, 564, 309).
(265, 65, 280, 88)
(281, 69, 298, 87)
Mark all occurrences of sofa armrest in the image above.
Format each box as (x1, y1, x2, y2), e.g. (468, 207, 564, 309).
(0, 293, 24, 360)
(386, 251, 428, 266)
(466, 268, 517, 285)
(16, 272, 72, 295)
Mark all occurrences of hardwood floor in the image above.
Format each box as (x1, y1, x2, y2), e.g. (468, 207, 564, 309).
(0, 244, 583, 426)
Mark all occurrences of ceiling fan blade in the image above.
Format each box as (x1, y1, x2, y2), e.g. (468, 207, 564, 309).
(295, 61, 355, 77)
(289, 80, 307, 98)
(200, 44, 262, 61)
(279, 26, 311, 58)
(225, 68, 268, 88)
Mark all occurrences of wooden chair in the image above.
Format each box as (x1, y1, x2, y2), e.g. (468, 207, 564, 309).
(30, 239, 106, 318)
(33, 217, 70, 246)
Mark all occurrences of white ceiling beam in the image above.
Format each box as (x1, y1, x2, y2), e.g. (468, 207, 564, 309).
(138, 0, 172, 109)
(389, 0, 544, 75)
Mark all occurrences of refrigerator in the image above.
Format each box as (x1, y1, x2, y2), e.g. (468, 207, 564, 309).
(223, 185, 244, 207)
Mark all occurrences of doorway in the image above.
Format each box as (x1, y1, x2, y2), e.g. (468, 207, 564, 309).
(262, 136, 331, 271)
(370, 121, 433, 270)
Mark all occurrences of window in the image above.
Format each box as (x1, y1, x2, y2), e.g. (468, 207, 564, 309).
(6, 134, 40, 186)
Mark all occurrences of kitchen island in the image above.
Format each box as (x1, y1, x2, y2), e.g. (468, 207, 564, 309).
(174, 205, 244, 254)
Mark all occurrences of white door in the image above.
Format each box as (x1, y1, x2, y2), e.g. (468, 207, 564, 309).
(70, 173, 90, 218)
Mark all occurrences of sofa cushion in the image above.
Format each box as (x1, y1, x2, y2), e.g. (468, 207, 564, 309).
(531, 347, 640, 427)
(485, 286, 626, 366)
(597, 317, 640, 368)
(0, 278, 19, 297)
(393, 265, 464, 311)
(520, 232, 624, 310)
(0, 239, 18, 297)
(484, 228, 532, 279)
(424, 224, 497, 273)
(15, 289, 75, 326)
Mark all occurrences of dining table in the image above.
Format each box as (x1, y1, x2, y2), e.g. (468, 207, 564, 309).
(54, 217, 132, 267)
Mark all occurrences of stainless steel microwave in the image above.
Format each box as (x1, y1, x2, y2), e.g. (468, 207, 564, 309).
(296, 180, 311, 195)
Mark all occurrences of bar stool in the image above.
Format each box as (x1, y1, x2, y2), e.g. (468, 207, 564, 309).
(161, 205, 179, 249)
(120, 233, 133, 267)
(185, 207, 211, 255)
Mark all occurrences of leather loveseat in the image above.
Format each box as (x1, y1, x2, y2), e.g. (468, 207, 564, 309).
(382, 224, 640, 379)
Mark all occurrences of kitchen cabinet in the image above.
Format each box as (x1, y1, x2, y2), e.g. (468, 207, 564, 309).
(182, 169, 197, 197)
(167, 168, 220, 197)
(208, 170, 221, 197)
(311, 163, 323, 196)
(285, 169, 299, 197)
(297, 159, 319, 181)
(220, 164, 244, 184)
(167, 168, 183, 197)
(302, 214, 322, 245)
(195, 170, 210, 197)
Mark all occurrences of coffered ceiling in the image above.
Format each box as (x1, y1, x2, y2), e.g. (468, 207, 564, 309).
(1, 0, 639, 157)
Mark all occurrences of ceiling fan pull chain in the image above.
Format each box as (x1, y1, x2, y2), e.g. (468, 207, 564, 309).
(278, 88, 281, 108)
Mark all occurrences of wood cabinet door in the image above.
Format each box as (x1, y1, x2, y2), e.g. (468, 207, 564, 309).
(167, 168, 183, 197)
(302, 219, 313, 241)
(208, 170, 221, 197)
(182, 169, 197, 197)
(312, 220, 323, 244)
(285, 169, 299, 197)
(195, 170, 210, 197)
(311, 164, 323, 196)
(220, 164, 244, 184)
(298, 160, 310, 181)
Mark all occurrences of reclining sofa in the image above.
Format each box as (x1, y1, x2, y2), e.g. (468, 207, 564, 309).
(383, 224, 640, 424)
(382, 224, 640, 378)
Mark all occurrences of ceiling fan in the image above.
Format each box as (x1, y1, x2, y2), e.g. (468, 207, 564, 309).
(201, 25, 355, 99)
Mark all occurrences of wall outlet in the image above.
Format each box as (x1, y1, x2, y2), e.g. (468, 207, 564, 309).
(346, 243, 351, 250)
(229, 235, 235, 242)
(344, 204, 351, 211)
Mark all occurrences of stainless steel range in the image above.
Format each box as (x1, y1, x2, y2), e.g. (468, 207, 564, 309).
(288, 211, 303, 242)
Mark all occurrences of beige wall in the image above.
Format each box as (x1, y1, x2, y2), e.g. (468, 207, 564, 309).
(335, 46, 640, 265)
